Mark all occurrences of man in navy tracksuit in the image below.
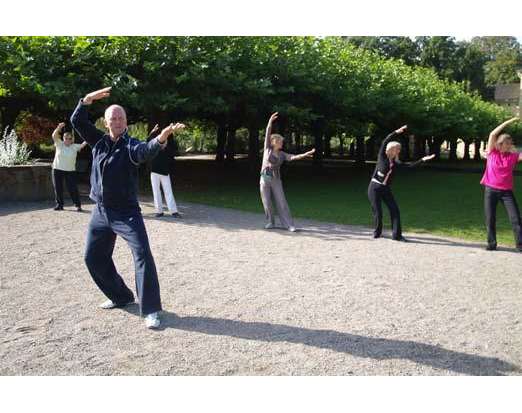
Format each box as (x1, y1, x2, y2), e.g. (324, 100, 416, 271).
(71, 87, 185, 329)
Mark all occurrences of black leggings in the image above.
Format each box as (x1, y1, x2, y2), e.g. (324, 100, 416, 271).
(52, 168, 81, 207)
(484, 186, 522, 249)
(368, 181, 402, 239)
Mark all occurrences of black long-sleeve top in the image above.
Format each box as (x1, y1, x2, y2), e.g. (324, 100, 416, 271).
(147, 130, 176, 176)
(371, 131, 425, 186)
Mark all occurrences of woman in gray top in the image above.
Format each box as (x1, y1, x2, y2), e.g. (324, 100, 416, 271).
(260, 112, 315, 231)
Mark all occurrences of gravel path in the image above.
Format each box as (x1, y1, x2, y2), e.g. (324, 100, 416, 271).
(0, 197, 521, 375)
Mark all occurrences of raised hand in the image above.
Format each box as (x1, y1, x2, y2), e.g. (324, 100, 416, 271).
(268, 112, 279, 125)
(395, 125, 407, 134)
(422, 154, 436, 162)
(157, 122, 186, 144)
(150, 124, 160, 134)
(306, 148, 316, 157)
(83, 87, 112, 105)
(52, 122, 66, 139)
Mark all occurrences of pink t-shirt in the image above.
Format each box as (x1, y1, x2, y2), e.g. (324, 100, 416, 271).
(480, 148, 520, 190)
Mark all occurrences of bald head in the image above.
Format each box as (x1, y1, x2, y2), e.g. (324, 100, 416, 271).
(104, 105, 127, 121)
(103, 104, 127, 138)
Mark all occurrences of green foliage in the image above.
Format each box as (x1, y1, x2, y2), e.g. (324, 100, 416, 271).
(0, 36, 518, 150)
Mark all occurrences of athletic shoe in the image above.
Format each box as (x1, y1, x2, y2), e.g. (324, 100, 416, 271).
(99, 298, 134, 309)
(171, 212, 183, 219)
(155, 212, 164, 217)
(264, 223, 275, 229)
(288, 226, 297, 232)
(393, 236, 408, 242)
(373, 233, 381, 239)
(76, 206, 83, 212)
(53, 205, 64, 211)
(145, 312, 160, 329)
(486, 245, 496, 251)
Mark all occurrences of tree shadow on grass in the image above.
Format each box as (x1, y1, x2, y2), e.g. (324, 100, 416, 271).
(403, 235, 521, 253)
(139, 200, 375, 242)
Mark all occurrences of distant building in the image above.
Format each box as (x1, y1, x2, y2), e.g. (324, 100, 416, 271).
(494, 83, 520, 114)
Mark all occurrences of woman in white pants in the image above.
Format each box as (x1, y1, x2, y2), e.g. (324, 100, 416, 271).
(147, 125, 182, 218)
(260, 112, 315, 231)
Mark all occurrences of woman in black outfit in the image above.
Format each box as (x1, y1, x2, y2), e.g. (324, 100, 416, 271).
(368, 125, 435, 241)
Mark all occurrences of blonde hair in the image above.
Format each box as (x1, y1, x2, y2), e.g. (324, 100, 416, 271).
(385, 141, 401, 156)
(270, 134, 284, 147)
(495, 133, 513, 150)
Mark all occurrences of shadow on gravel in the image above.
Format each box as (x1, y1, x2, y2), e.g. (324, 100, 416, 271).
(154, 312, 519, 376)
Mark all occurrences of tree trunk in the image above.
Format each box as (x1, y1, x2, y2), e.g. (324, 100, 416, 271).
(462, 139, 471, 161)
(428, 136, 443, 159)
(323, 135, 331, 158)
(448, 138, 458, 162)
(413, 135, 424, 159)
(311, 122, 323, 169)
(365, 135, 375, 161)
(215, 123, 226, 162)
(355, 135, 365, 165)
(286, 131, 293, 152)
(313, 133, 323, 169)
(401, 134, 411, 160)
(473, 138, 481, 161)
(147, 112, 167, 136)
(349, 140, 355, 159)
(247, 124, 260, 172)
(225, 127, 236, 165)
(295, 132, 302, 153)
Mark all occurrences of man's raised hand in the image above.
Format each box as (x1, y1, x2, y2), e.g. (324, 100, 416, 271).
(157, 123, 186, 144)
(83, 87, 112, 105)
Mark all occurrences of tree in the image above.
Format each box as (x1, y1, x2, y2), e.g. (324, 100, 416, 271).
(345, 36, 419, 65)
(471, 36, 522, 89)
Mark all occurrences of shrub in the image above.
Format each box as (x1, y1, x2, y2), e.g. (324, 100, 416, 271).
(0, 128, 32, 166)
(17, 113, 56, 147)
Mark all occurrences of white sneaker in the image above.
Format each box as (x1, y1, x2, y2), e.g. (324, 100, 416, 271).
(99, 300, 118, 309)
(99, 298, 134, 309)
(264, 223, 275, 229)
(145, 312, 161, 329)
(288, 226, 297, 232)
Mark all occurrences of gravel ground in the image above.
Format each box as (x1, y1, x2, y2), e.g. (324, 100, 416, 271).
(0, 197, 521, 375)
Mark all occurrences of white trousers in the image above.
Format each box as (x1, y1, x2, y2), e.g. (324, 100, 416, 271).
(150, 172, 178, 214)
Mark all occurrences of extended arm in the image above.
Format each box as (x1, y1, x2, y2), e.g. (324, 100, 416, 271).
(70, 87, 112, 147)
(487, 117, 519, 153)
(289, 148, 316, 161)
(51, 123, 65, 146)
(265, 112, 278, 150)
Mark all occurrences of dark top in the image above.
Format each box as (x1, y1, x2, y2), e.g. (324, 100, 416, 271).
(371, 131, 425, 186)
(147, 129, 176, 176)
(70, 100, 162, 211)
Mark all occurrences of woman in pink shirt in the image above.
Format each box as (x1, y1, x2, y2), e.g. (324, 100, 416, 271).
(480, 116, 521, 251)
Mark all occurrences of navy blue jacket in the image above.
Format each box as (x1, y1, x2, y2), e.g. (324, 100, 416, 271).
(371, 131, 424, 186)
(71, 100, 163, 211)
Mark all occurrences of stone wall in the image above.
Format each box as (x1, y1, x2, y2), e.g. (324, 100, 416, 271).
(0, 162, 54, 201)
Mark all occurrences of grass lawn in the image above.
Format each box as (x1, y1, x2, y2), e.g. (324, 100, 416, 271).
(143, 158, 522, 247)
